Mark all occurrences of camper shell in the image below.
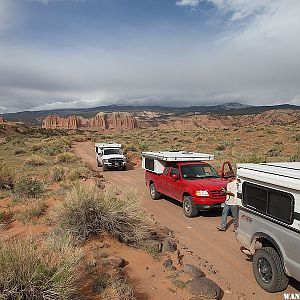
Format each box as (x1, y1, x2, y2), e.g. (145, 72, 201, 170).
(95, 143, 126, 171)
(142, 151, 233, 217)
(236, 162, 300, 292)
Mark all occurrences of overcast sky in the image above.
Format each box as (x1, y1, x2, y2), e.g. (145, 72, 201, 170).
(0, 0, 300, 113)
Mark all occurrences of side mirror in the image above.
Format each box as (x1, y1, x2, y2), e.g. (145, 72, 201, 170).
(172, 174, 180, 180)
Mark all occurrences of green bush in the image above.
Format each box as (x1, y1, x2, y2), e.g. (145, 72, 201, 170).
(266, 147, 282, 157)
(41, 138, 71, 156)
(0, 235, 82, 299)
(216, 144, 226, 151)
(295, 133, 300, 142)
(13, 177, 44, 199)
(56, 152, 77, 163)
(57, 184, 150, 244)
(16, 201, 47, 224)
(51, 166, 65, 182)
(14, 148, 26, 155)
(25, 155, 46, 166)
(0, 162, 14, 189)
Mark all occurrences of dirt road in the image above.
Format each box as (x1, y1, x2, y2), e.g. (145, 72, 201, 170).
(74, 141, 300, 300)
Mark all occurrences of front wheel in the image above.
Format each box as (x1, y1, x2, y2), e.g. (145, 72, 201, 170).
(121, 166, 126, 171)
(183, 196, 198, 218)
(149, 183, 160, 200)
(253, 247, 289, 292)
(102, 165, 107, 172)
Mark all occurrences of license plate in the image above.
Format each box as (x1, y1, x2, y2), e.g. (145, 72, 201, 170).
(221, 203, 225, 208)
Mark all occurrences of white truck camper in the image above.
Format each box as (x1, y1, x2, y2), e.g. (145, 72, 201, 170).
(236, 162, 300, 293)
(95, 143, 127, 171)
(141, 151, 214, 174)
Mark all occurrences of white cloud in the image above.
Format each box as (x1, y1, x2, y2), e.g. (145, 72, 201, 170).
(0, 0, 300, 112)
(176, 0, 200, 7)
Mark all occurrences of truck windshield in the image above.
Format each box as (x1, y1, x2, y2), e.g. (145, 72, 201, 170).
(103, 149, 122, 155)
(181, 164, 219, 179)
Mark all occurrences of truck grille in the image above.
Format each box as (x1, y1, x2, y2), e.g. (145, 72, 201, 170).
(108, 158, 124, 163)
(210, 190, 225, 198)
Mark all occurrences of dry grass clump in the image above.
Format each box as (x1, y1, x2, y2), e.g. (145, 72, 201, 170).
(25, 155, 47, 166)
(40, 138, 71, 156)
(51, 166, 65, 182)
(0, 162, 14, 189)
(16, 200, 47, 224)
(0, 235, 83, 300)
(101, 275, 136, 300)
(56, 184, 150, 245)
(56, 152, 77, 163)
(13, 176, 44, 199)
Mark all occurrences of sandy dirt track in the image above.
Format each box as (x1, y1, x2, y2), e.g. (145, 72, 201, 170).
(74, 141, 300, 300)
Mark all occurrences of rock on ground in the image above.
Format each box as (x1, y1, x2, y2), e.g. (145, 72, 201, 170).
(183, 264, 205, 278)
(186, 277, 221, 299)
(162, 238, 177, 252)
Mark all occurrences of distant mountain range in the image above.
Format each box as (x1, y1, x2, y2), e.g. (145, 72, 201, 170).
(1, 102, 299, 125)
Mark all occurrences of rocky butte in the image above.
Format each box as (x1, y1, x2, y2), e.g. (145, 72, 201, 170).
(42, 112, 139, 130)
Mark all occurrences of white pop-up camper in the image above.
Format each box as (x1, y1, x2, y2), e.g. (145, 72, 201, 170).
(141, 151, 214, 174)
(236, 162, 300, 292)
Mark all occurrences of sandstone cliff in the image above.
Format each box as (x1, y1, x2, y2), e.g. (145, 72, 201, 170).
(42, 112, 139, 130)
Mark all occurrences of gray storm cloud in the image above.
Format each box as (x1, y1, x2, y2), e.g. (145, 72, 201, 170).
(0, 0, 300, 112)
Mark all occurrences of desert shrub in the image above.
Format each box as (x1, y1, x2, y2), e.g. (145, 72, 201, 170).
(216, 143, 226, 151)
(41, 138, 71, 156)
(56, 152, 77, 163)
(125, 144, 138, 152)
(16, 201, 47, 224)
(295, 133, 300, 142)
(0, 235, 82, 299)
(0, 162, 14, 189)
(241, 154, 266, 163)
(30, 143, 43, 152)
(102, 275, 136, 300)
(14, 148, 26, 155)
(51, 166, 65, 182)
(138, 143, 148, 151)
(290, 149, 300, 162)
(67, 167, 89, 181)
(25, 155, 46, 166)
(13, 177, 44, 199)
(73, 135, 88, 142)
(266, 147, 282, 157)
(56, 184, 150, 244)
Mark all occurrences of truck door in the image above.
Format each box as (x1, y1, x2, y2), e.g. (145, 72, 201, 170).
(166, 166, 182, 201)
(220, 161, 235, 179)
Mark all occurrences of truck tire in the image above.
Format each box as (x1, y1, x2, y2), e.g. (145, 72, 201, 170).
(149, 182, 160, 200)
(183, 196, 198, 218)
(97, 159, 101, 167)
(102, 165, 107, 172)
(253, 246, 289, 292)
(122, 166, 126, 171)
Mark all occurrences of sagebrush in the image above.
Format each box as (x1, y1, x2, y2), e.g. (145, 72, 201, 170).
(56, 184, 150, 244)
(0, 235, 82, 300)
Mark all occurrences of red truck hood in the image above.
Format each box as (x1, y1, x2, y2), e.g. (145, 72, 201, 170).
(185, 178, 228, 190)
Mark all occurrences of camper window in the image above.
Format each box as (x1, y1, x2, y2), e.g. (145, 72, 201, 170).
(243, 182, 294, 224)
(268, 190, 294, 224)
(145, 158, 155, 171)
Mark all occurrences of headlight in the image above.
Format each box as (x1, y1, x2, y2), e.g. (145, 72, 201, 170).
(195, 190, 209, 197)
(103, 159, 109, 163)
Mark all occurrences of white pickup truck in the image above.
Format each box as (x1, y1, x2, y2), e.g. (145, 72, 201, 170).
(95, 143, 127, 171)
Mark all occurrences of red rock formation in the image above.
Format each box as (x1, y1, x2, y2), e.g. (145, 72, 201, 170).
(42, 112, 139, 130)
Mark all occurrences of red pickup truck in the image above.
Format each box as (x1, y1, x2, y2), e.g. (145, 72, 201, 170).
(143, 152, 234, 217)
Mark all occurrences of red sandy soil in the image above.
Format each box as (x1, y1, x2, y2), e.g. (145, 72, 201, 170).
(74, 141, 300, 300)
